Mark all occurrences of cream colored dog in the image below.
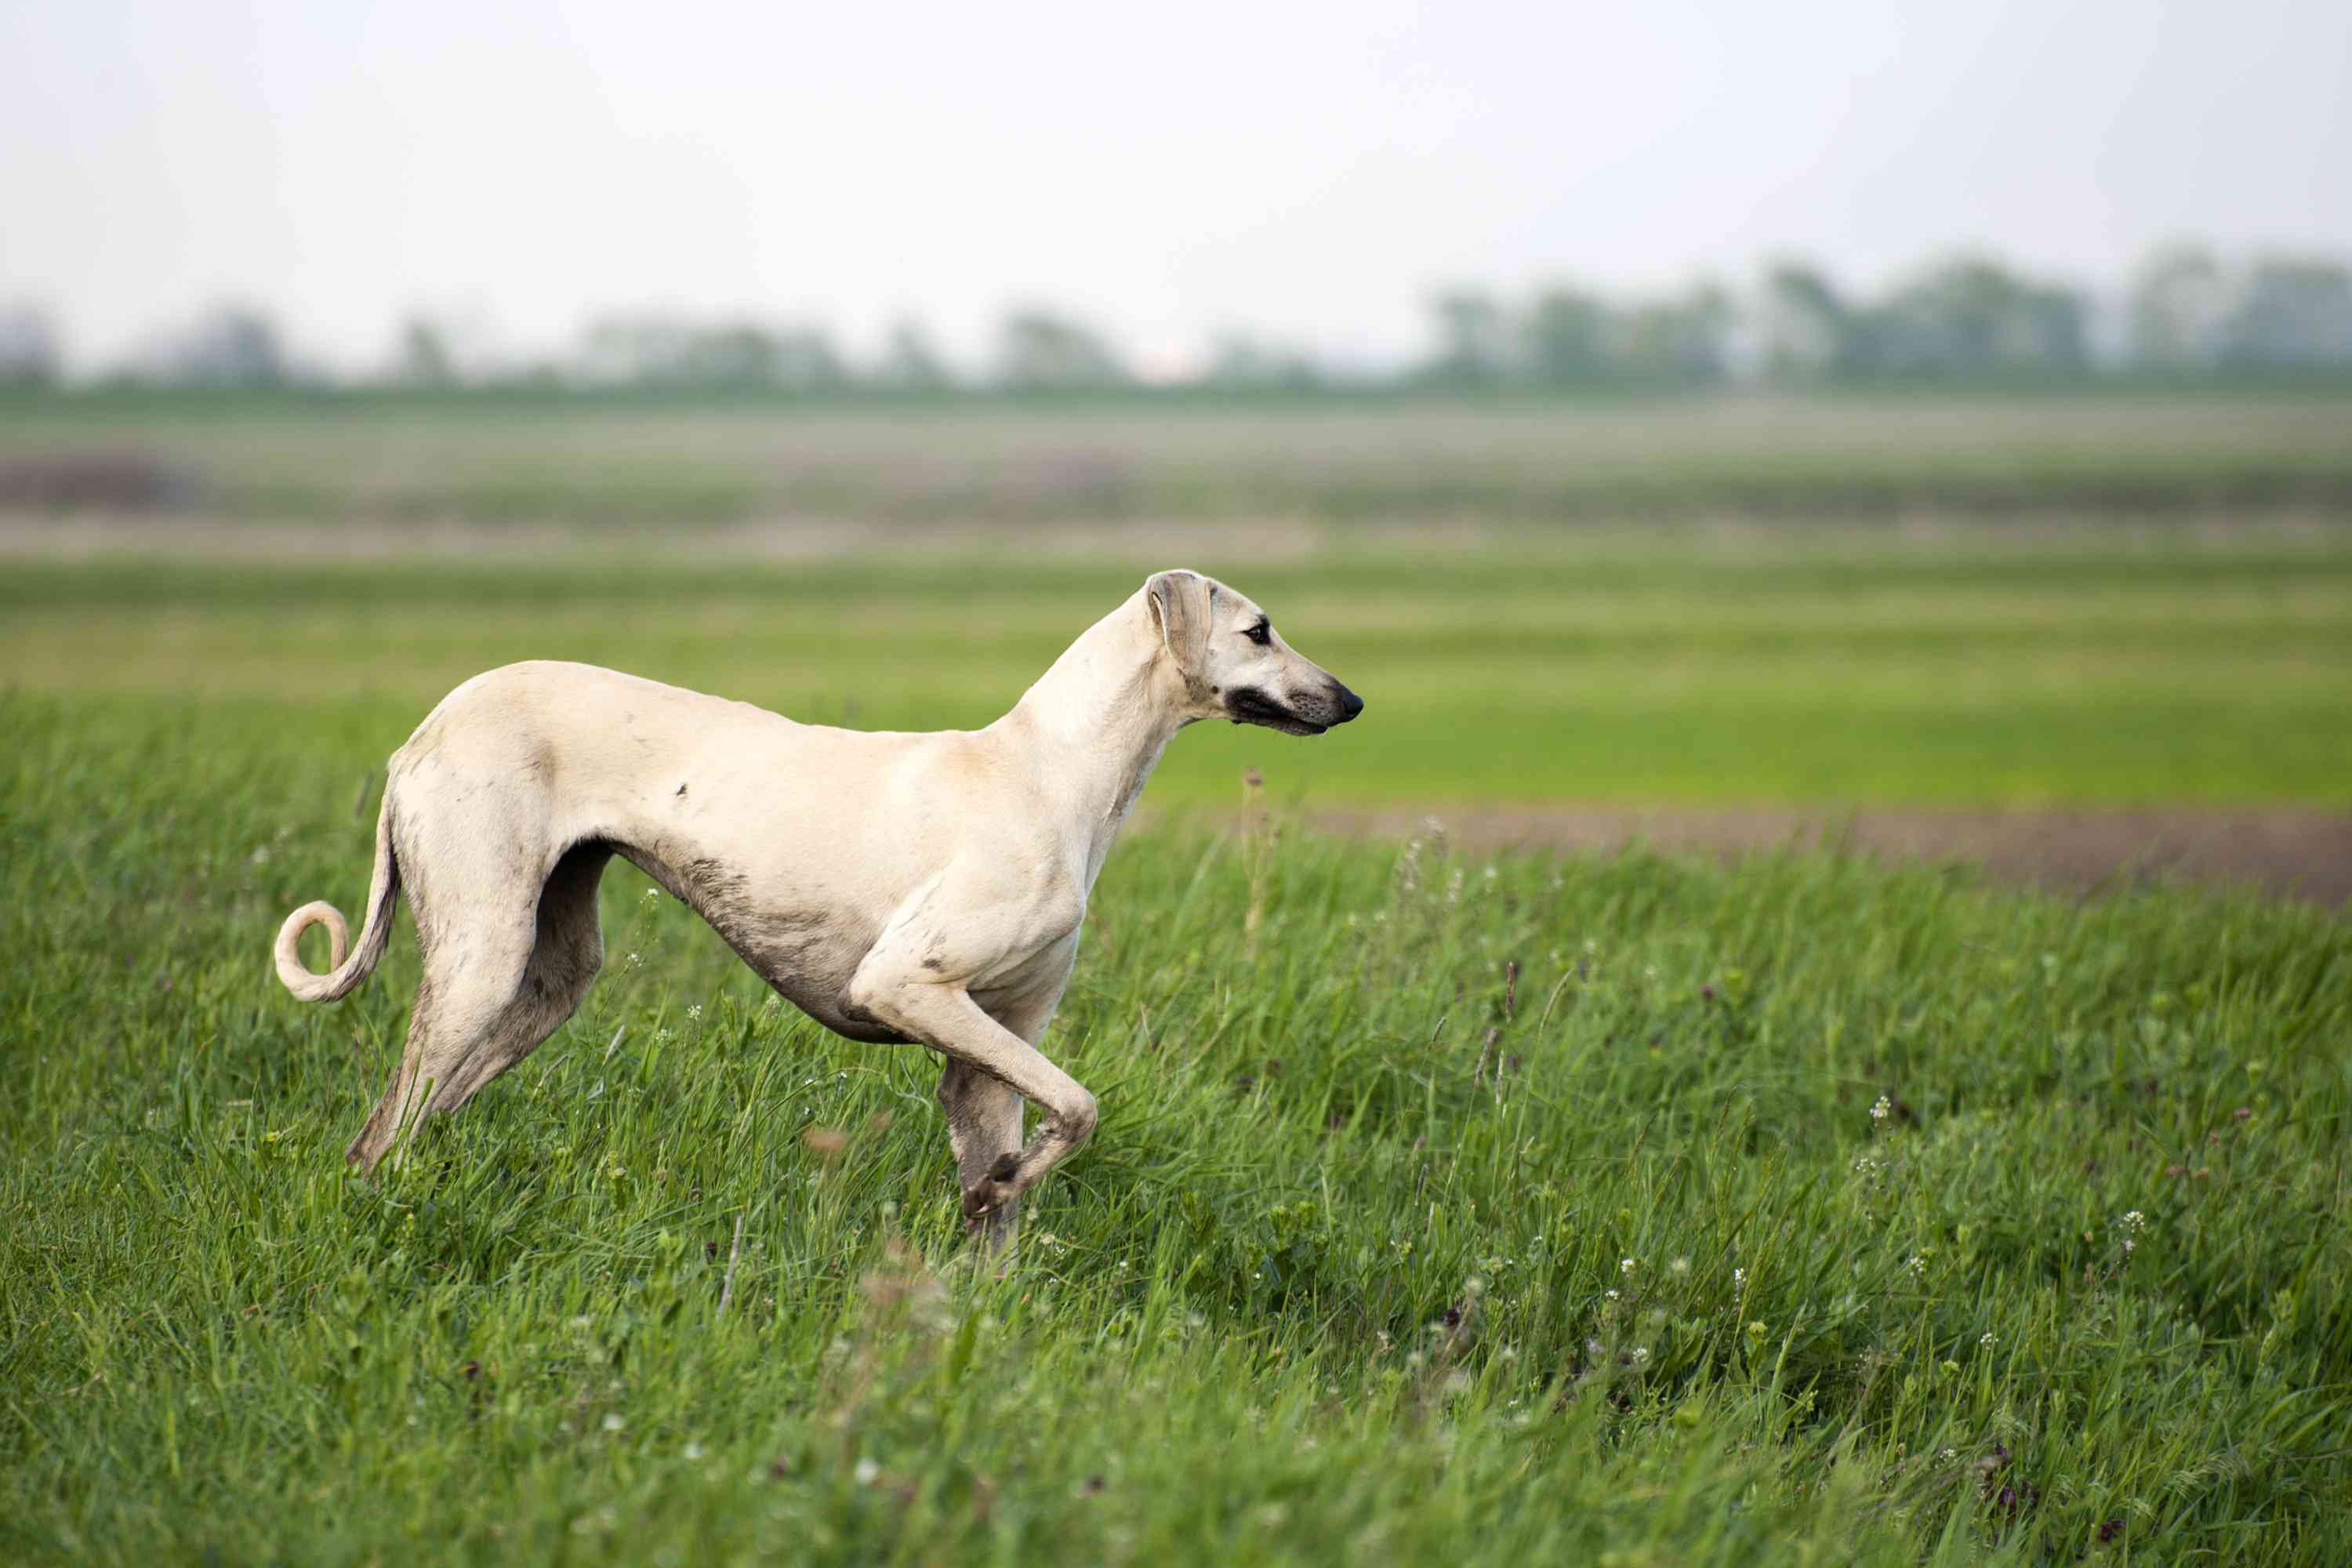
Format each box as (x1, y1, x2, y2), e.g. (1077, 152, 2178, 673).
(274, 569, 1361, 1249)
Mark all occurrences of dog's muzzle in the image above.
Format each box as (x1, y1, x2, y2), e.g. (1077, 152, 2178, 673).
(1225, 681, 1365, 736)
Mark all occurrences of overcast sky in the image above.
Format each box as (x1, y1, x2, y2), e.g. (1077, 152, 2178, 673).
(4, 0, 2348, 376)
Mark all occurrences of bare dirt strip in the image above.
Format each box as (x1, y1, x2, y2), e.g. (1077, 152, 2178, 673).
(1303, 807, 2352, 906)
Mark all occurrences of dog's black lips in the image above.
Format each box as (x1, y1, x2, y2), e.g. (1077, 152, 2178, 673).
(1224, 686, 1327, 735)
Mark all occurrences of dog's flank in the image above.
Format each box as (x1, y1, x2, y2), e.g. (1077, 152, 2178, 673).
(271, 569, 1363, 1256)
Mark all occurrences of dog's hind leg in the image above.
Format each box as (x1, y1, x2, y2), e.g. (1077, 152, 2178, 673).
(423, 840, 611, 1113)
(346, 841, 610, 1171)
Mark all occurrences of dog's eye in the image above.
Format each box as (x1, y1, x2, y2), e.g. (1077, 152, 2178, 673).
(1244, 620, 1272, 646)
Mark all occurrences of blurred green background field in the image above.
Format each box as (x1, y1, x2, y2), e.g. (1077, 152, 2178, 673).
(6, 393, 2352, 810)
(8, 390, 2352, 524)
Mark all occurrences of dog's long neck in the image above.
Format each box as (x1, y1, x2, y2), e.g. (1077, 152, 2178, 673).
(1003, 593, 1192, 888)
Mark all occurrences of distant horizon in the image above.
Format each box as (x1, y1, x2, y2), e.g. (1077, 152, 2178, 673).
(10, 238, 2351, 391)
(0, 239, 2335, 383)
(6, 2, 2348, 379)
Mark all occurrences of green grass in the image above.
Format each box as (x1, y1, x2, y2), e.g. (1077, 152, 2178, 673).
(9, 391, 2352, 521)
(5, 531, 2350, 805)
(4, 469, 2350, 1559)
(2, 695, 2348, 1564)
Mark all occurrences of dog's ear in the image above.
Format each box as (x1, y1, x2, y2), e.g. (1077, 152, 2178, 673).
(1143, 569, 1215, 693)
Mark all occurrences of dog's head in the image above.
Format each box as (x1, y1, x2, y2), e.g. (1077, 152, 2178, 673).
(1142, 568, 1364, 735)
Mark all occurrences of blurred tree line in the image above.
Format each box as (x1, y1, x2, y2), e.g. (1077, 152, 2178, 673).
(6, 244, 2350, 394)
(1424, 247, 2352, 390)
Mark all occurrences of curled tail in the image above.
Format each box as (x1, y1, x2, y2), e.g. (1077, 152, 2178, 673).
(274, 788, 401, 1003)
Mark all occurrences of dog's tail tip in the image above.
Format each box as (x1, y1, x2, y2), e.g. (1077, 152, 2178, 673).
(274, 901, 355, 1001)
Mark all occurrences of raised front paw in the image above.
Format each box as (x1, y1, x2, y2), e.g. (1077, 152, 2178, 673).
(961, 1151, 1023, 1225)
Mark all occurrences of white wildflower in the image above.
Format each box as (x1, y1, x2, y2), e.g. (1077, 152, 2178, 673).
(1871, 1094, 1892, 1122)
(686, 1004, 703, 1021)
(1628, 1345, 1651, 1367)
(1980, 1332, 1997, 1349)
(1621, 1257, 1637, 1276)
(601, 1413, 626, 1432)
(853, 1458, 880, 1486)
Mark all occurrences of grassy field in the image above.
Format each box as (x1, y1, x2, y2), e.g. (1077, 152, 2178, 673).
(2, 697, 2348, 1564)
(8, 390, 2352, 523)
(3, 394, 2350, 1561)
(4, 530, 2352, 808)
(10, 393, 2352, 807)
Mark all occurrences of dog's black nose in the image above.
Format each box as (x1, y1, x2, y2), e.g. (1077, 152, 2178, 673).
(1334, 683, 1365, 724)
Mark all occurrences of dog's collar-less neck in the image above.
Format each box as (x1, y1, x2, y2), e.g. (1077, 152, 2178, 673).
(1002, 595, 1190, 885)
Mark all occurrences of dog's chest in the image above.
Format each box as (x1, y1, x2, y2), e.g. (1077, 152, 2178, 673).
(700, 895, 881, 1029)
(618, 842, 891, 1037)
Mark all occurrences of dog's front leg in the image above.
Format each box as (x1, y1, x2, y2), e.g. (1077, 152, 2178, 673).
(937, 1059, 1025, 1256)
(845, 952, 1097, 1253)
